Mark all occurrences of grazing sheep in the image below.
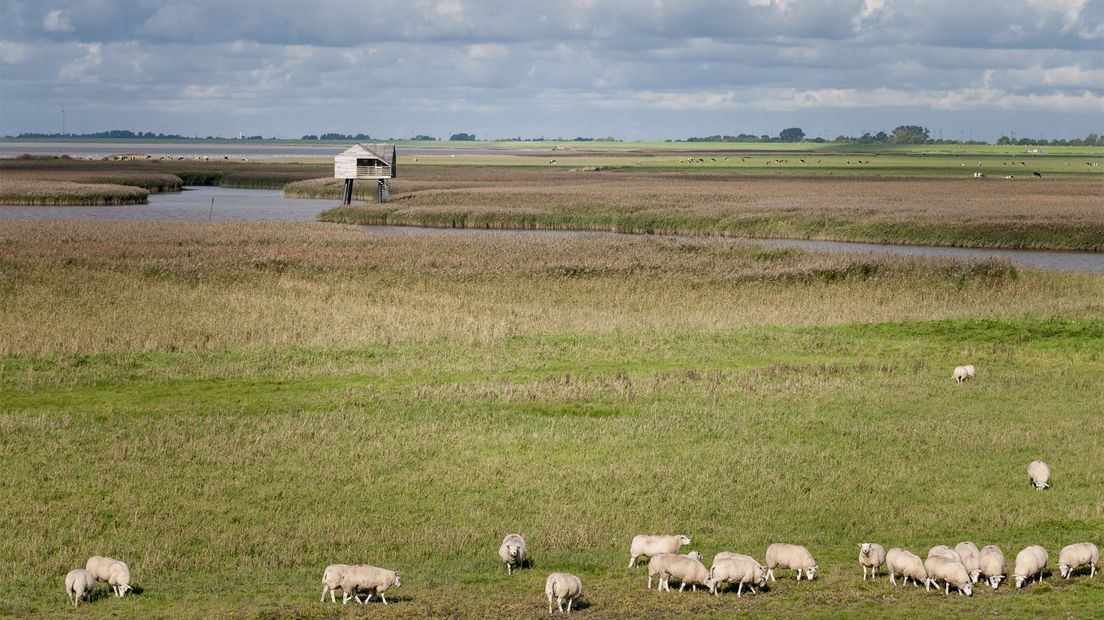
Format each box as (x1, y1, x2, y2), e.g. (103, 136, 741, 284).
(320, 564, 351, 603)
(1028, 461, 1051, 490)
(765, 543, 818, 581)
(979, 545, 1006, 589)
(85, 556, 131, 597)
(953, 365, 976, 384)
(657, 554, 714, 593)
(628, 535, 691, 568)
(65, 569, 97, 607)
(925, 555, 973, 596)
(1058, 542, 1099, 579)
(710, 557, 766, 597)
(711, 551, 759, 570)
(338, 564, 401, 605)
(927, 545, 963, 564)
(858, 543, 886, 580)
(647, 551, 703, 589)
(954, 542, 982, 583)
(545, 572, 582, 614)
(498, 534, 528, 575)
(886, 548, 928, 587)
(1014, 545, 1048, 588)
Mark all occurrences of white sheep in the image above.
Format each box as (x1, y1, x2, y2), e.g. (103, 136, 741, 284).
(711, 551, 759, 570)
(498, 533, 528, 575)
(927, 545, 963, 564)
(954, 541, 982, 583)
(978, 544, 1006, 589)
(710, 557, 766, 597)
(1058, 542, 1098, 579)
(64, 569, 97, 607)
(765, 543, 817, 581)
(924, 555, 973, 596)
(953, 364, 976, 384)
(628, 534, 690, 568)
(858, 543, 886, 580)
(338, 564, 401, 605)
(320, 564, 350, 603)
(545, 572, 582, 614)
(85, 556, 131, 597)
(1014, 545, 1048, 588)
(657, 554, 714, 593)
(886, 548, 928, 587)
(1028, 461, 1051, 490)
(647, 551, 703, 589)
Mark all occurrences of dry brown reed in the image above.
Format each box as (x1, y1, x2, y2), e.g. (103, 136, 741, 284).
(1, 221, 1099, 356)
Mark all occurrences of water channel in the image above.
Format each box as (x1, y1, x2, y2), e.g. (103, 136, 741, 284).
(2, 186, 1100, 273)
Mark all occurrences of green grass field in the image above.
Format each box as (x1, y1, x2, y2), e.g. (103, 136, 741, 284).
(0, 222, 1101, 618)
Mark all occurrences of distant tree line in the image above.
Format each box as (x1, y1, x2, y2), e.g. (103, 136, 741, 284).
(674, 125, 1104, 146)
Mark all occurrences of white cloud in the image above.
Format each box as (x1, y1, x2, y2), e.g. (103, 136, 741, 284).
(57, 42, 101, 82)
(42, 9, 74, 33)
(0, 41, 28, 64)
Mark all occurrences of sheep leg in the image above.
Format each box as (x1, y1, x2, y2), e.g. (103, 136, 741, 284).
(862, 566, 868, 580)
(320, 586, 327, 603)
(737, 582, 743, 597)
(628, 555, 637, 568)
(548, 594, 553, 614)
(795, 569, 802, 581)
(380, 592, 388, 605)
(507, 564, 512, 575)
(567, 597, 573, 613)
(558, 596, 565, 613)
(767, 568, 775, 581)
(679, 582, 686, 592)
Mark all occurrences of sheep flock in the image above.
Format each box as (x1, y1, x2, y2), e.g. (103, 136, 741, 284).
(58, 365, 1098, 613)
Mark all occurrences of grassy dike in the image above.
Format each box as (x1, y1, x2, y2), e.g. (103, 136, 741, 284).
(0, 221, 1102, 618)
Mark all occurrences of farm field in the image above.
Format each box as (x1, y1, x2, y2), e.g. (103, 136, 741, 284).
(0, 222, 1102, 618)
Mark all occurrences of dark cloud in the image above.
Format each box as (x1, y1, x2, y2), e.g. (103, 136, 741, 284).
(1, 0, 1100, 139)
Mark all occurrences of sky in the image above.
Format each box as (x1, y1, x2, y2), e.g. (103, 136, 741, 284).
(1, 0, 1102, 141)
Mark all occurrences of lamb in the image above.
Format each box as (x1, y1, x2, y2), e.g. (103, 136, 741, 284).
(64, 569, 97, 607)
(710, 556, 766, 597)
(953, 364, 976, 384)
(927, 545, 963, 564)
(647, 551, 703, 589)
(628, 534, 691, 568)
(1058, 542, 1098, 579)
(858, 543, 886, 580)
(765, 543, 817, 581)
(85, 556, 131, 597)
(954, 541, 982, 583)
(337, 564, 401, 605)
(498, 534, 528, 575)
(657, 554, 714, 593)
(1028, 460, 1051, 490)
(1013, 545, 1048, 588)
(320, 564, 351, 603)
(978, 544, 1007, 589)
(924, 555, 973, 596)
(886, 548, 928, 587)
(545, 572, 582, 614)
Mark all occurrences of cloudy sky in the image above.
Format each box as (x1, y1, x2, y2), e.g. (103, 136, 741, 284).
(1, 0, 1102, 141)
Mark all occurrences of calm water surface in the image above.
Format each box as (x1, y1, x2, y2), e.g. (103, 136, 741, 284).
(0, 186, 334, 222)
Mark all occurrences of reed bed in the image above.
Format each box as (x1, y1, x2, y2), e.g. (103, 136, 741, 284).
(319, 173, 1104, 251)
(0, 179, 149, 205)
(1, 221, 1099, 356)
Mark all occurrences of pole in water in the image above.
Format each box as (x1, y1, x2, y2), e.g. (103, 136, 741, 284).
(208, 196, 215, 222)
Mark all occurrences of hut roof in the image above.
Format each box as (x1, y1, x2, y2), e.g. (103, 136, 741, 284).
(339, 143, 395, 162)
